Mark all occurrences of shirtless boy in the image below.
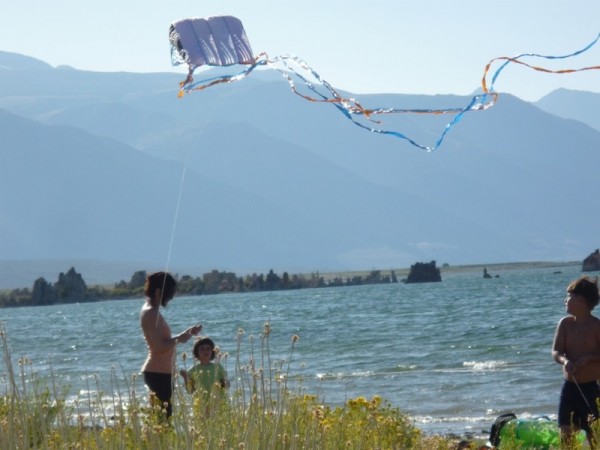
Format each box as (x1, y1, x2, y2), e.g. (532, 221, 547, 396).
(552, 276, 600, 448)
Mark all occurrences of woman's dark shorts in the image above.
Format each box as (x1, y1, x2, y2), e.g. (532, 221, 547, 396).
(143, 371, 173, 418)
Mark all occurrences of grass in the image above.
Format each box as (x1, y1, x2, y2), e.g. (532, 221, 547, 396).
(1, 321, 478, 449)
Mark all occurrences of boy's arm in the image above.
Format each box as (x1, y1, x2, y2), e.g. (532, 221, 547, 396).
(552, 318, 569, 367)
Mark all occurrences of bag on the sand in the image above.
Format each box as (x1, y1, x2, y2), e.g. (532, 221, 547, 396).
(490, 414, 586, 449)
(489, 413, 517, 447)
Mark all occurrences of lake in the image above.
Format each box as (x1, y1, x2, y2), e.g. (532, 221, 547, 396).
(0, 263, 591, 437)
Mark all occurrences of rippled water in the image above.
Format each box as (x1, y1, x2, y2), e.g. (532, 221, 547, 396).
(0, 263, 590, 436)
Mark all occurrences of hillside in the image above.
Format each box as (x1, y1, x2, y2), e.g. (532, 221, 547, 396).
(1, 51, 599, 286)
(536, 88, 600, 132)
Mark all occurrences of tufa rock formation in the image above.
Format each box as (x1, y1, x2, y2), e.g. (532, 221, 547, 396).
(404, 260, 442, 283)
(582, 249, 600, 272)
(31, 277, 56, 305)
(31, 267, 88, 305)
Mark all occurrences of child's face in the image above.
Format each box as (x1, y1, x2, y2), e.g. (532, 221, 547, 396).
(565, 292, 587, 314)
(196, 344, 213, 362)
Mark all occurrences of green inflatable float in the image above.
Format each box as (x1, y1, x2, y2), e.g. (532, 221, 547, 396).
(492, 414, 586, 449)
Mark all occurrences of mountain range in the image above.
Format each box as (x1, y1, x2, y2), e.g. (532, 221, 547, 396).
(1, 50, 599, 289)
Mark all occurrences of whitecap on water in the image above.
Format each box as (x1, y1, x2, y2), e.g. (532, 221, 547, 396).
(463, 360, 509, 371)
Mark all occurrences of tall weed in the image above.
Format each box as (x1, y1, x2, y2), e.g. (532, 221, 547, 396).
(2, 321, 467, 449)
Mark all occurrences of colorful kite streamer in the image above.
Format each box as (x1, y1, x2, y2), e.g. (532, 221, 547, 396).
(169, 16, 600, 151)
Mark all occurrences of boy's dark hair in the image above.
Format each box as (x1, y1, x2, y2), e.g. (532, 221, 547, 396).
(567, 276, 600, 309)
(193, 336, 216, 361)
(144, 271, 177, 307)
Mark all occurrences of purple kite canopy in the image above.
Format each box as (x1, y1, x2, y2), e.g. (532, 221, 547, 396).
(169, 15, 255, 68)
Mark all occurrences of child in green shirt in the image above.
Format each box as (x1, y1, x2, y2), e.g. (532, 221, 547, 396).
(180, 337, 229, 401)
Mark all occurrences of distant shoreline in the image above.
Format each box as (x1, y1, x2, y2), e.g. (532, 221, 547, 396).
(0, 259, 582, 293)
(289, 260, 582, 284)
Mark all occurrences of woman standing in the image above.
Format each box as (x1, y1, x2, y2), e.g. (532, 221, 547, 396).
(140, 271, 201, 419)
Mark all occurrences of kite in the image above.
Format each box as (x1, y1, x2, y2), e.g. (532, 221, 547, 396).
(169, 16, 600, 151)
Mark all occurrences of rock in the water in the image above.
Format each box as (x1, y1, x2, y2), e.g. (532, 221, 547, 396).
(582, 249, 600, 272)
(405, 260, 442, 283)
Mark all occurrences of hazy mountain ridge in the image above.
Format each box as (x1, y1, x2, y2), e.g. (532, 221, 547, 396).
(535, 88, 600, 133)
(1, 51, 599, 288)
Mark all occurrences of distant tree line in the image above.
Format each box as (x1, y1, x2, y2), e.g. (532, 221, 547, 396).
(0, 267, 398, 308)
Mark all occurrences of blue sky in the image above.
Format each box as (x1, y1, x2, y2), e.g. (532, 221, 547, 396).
(1, 0, 599, 101)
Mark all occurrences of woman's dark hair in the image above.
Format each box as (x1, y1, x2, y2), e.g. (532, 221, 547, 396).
(193, 336, 216, 361)
(144, 271, 177, 307)
(568, 276, 600, 309)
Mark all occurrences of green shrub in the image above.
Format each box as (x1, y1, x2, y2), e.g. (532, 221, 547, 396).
(1, 322, 469, 449)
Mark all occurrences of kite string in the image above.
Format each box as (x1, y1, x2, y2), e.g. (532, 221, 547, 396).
(164, 164, 187, 275)
(152, 163, 187, 329)
(571, 375, 593, 412)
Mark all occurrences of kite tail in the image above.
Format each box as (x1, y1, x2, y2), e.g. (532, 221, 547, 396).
(268, 55, 496, 151)
(482, 32, 600, 93)
(174, 24, 599, 151)
(265, 28, 600, 151)
(178, 55, 269, 97)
